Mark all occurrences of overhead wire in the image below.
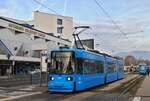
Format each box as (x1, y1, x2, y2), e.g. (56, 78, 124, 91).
(33, 0, 80, 27)
(33, 0, 87, 49)
(93, 0, 138, 50)
(33, 0, 119, 52)
(93, 0, 129, 39)
(33, 0, 59, 14)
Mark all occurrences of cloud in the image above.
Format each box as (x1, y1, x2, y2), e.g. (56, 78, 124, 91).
(0, 0, 150, 54)
(78, 16, 150, 53)
(0, 0, 38, 20)
(0, 8, 9, 16)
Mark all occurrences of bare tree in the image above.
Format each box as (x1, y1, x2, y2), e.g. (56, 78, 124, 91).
(124, 55, 137, 66)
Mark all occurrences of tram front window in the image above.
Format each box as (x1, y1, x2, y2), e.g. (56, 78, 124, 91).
(50, 52, 75, 74)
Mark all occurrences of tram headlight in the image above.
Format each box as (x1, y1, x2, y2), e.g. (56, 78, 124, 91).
(67, 77, 73, 81)
(49, 77, 54, 81)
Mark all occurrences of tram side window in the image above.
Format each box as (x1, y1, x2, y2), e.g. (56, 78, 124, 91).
(90, 63, 95, 73)
(77, 59, 83, 74)
(84, 62, 89, 73)
(119, 64, 123, 72)
(96, 61, 104, 73)
(108, 63, 116, 73)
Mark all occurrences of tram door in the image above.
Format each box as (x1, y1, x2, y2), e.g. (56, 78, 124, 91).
(75, 59, 85, 91)
(83, 62, 91, 88)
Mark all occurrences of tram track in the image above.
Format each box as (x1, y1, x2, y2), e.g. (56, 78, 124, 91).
(111, 75, 144, 101)
(120, 75, 144, 95)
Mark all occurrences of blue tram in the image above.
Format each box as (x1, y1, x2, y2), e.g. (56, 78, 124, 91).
(138, 64, 148, 75)
(48, 48, 124, 92)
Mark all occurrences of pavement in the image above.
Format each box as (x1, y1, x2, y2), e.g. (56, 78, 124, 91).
(101, 74, 138, 91)
(0, 74, 141, 101)
(0, 85, 42, 101)
(132, 75, 150, 101)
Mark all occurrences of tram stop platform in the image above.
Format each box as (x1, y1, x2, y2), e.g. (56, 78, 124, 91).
(133, 76, 150, 101)
(101, 74, 138, 91)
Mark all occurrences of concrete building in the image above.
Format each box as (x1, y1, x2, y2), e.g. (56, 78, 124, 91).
(0, 11, 73, 76)
(34, 11, 73, 40)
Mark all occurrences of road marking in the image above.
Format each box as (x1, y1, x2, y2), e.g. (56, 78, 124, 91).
(0, 90, 5, 93)
(19, 86, 35, 91)
(0, 92, 42, 101)
(132, 97, 141, 101)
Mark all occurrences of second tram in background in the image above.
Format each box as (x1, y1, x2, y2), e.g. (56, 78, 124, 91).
(138, 63, 148, 75)
(48, 47, 124, 92)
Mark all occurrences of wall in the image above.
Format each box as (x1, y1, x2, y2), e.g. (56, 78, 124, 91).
(33, 11, 73, 41)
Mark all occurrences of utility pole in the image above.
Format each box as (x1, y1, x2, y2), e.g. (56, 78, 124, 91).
(12, 59, 15, 76)
(7, 54, 12, 78)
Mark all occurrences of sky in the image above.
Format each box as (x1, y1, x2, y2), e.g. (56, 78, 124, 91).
(1, 0, 150, 54)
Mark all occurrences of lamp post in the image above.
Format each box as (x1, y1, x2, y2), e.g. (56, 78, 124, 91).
(12, 59, 15, 76)
(6, 54, 13, 78)
(40, 50, 48, 86)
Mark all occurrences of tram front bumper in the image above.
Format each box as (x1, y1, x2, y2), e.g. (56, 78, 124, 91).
(48, 81, 74, 92)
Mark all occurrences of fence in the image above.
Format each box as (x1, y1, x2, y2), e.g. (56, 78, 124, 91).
(0, 72, 48, 87)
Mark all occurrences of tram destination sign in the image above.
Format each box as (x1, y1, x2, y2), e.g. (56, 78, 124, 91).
(8, 23, 46, 38)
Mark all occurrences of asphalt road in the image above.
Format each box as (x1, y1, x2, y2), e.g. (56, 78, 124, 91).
(11, 76, 144, 101)
(0, 75, 144, 101)
(9, 87, 135, 101)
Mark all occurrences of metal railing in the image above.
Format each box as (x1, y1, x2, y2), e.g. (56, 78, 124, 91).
(0, 72, 48, 87)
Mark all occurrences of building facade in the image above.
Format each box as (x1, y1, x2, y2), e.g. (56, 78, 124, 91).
(34, 11, 73, 40)
(0, 11, 73, 76)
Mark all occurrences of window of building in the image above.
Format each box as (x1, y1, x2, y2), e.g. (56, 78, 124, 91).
(57, 27, 63, 34)
(57, 19, 63, 25)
